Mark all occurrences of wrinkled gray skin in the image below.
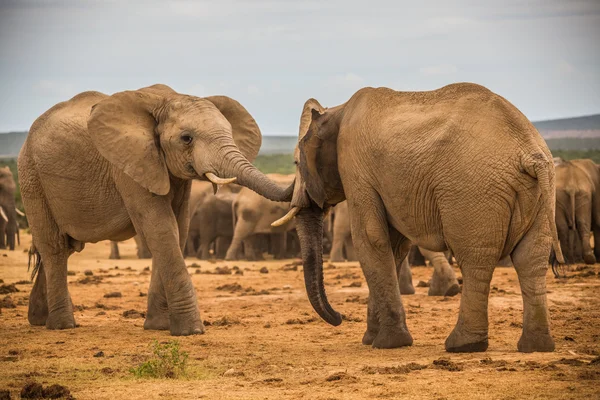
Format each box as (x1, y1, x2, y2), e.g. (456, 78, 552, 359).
(109, 235, 151, 259)
(554, 159, 600, 264)
(187, 184, 239, 259)
(225, 174, 295, 261)
(330, 201, 460, 296)
(19, 84, 290, 335)
(0, 167, 19, 251)
(287, 84, 563, 353)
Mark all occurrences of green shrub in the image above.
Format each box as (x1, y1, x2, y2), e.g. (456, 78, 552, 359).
(130, 340, 189, 379)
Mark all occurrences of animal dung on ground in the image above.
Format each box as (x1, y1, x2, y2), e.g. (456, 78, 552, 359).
(259, 267, 269, 274)
(103, 292, 122, 298)
(84, 270, 94, 276)
(122, 309, 145, 319)
(0, 284, 19, 294)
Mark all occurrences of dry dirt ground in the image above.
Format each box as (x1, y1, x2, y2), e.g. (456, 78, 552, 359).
(1, 233, 599, 400)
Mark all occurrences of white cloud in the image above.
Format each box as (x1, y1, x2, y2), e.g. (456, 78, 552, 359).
(419, 64, 458, 76)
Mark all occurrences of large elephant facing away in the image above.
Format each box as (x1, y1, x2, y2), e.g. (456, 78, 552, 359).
(554, 158, 600, 264)
(0, 166, 19, 251)
(275, 83, 564, 353)
(19, 84, 291, 336)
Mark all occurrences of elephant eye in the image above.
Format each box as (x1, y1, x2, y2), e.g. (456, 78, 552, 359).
(180, 133, 193, 145)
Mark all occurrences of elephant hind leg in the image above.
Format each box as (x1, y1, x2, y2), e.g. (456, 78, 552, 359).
(511, 219, 555, 353)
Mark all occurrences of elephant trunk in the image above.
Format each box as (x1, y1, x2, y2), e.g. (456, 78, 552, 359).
(211, 142, 293, 202)
(295, 207, 342, 326)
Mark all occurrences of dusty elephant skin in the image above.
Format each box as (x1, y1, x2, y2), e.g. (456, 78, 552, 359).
(285, 83, 564, 353)
(0, 166, 19, 251)
(18, 84, 291, 336)
(554, 159, 600, 264)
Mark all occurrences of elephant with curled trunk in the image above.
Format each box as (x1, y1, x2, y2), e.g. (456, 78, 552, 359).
(0, 166, 20, 251)
(275, 83, 564, 353)
(329, 201, 459, 296)
(554, 159, 600, 264)
(18, 84, 290, 335)
(225, 174, 295, 261)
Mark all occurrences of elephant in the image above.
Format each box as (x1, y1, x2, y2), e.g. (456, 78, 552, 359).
(0, 166, 19, 250)
(274, 83, 564, 353)
(330, 201, 459, 296)
(329, 201, 356, 262)
(186, 184, 240, 259)
(554, 158, 600, 264)
(225, 174, 295, 261)
(109, 235, 152, 259)
(18, 84, 291, 335)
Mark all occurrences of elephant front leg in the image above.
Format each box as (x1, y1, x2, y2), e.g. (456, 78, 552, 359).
(361, 294, 380, 345)
(397, 257, 415, 295)
(351, 199, 413, 349)
(143, 262, 169, 331)
(109, 241, 120, 259)
(419, 247, 460, 297)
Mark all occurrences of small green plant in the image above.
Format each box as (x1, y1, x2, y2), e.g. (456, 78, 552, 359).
(130, 340, 189, 379)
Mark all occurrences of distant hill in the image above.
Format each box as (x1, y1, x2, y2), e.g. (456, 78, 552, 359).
(1, 114, 599, 157)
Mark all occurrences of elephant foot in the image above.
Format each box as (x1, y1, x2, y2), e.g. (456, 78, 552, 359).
(428, 282, 461, 297)
(399, 282, 415, 295)
(46, 309, 76, 330)
(168, 313, 205, 336)
(143, 314, 170, 331)
(445, 326, 488, 353)
(517, 331, 555, 353)
(361, 328, 379, 345)
(372, 326, 413, 349)
(583, 252, 596, 265)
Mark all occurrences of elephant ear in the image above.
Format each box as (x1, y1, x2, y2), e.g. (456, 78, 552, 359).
(205, 96, 262, 163)
(298, 106, 344, 208)
(87, 90, 171, 195)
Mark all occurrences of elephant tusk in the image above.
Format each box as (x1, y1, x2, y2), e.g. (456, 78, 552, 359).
(0, 207, 7, 222)
(271, 207, 300, 227)
(15, 208, 25, 217)
(205, 172, 236, 185)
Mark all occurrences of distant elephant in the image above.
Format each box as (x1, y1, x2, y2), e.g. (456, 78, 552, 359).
(109, 235, 152, 260)
(555, 159, 600, 264)
(276, 84, 563, 353)
(225, 174, 295, 261)
(19, 84, 291, 335)
(329, 201, 356, 262)
(0, 166, 19, 250)
(187, 184, 240, 259)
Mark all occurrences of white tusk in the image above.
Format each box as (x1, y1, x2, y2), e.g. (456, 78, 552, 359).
(15, 208, 25, 217)
(271, 207, 300, 227)
(0, 207, 7, 222)
(205, 172, 236, 185)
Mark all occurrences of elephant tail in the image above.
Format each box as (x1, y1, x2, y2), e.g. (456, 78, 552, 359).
(523, 154, 565, 265)
(28, 245, 42, 281)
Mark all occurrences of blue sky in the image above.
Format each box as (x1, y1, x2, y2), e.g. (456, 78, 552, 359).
(0, 0, 599, 134)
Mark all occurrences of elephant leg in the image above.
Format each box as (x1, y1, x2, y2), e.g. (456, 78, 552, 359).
(273, 232, 286, 259)
(575, 197, 595, 264)
(197, 238, 212, 260)
(361, 294, 380, 345)
(344, 236, 356, 261)
(225, 225, 248, 261)
(143, 258, 169, 330)
(510, 217, 555, 353)
(351, 196, 412, 349)
(444, 249, 495, 352)
(118, 178, 202, 336)
(109, 241, 120, 260)
(134, 234, 152, 259)
(397, 257, 415, 295)
(330, 232, 345, 262)
(40, 247, 75, 330)
(0, 219, 6, 249)
(408, 246, 426, 266)
(420, 247, 460, 297)
(216, 236, 231, 259)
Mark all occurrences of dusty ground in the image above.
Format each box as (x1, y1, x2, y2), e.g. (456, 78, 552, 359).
(0, 233, 599, 400)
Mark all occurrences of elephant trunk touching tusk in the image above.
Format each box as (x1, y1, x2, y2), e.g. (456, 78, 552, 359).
(271, 207, 300, 227)
(205, 172, 237, 185)
(15, 208, 25, 217)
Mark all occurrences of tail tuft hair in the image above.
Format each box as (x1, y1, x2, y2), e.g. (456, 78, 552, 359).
(28, 246, 42, 281)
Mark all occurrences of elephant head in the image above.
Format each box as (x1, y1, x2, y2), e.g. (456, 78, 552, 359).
(272, 98, 347, 326)
(87, 84, 291, 201)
